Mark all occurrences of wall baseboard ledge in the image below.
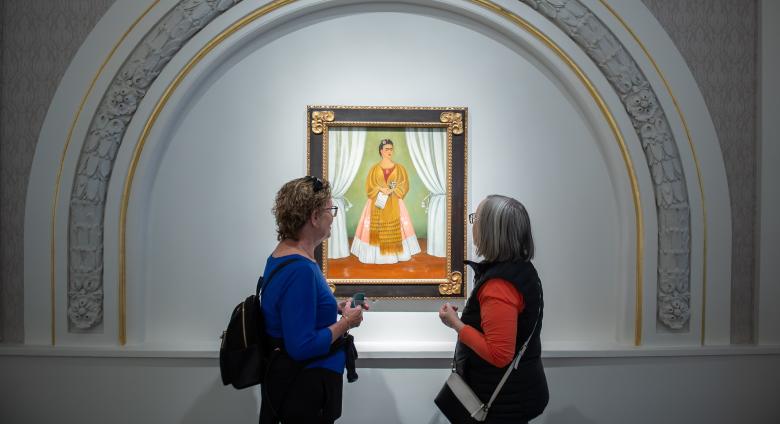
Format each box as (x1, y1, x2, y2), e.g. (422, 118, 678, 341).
(2, 342, 779, 359)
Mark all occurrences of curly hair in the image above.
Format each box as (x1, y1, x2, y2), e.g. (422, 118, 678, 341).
(273, 176, 332, 241)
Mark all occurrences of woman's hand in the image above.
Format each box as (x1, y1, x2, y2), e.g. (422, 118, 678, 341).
(330, 298, 368, 342)
(338, 298, 370, 314)
(380, 187, 392, 195)
(439, 303, 465, 333)
(341, 301, 364, 329)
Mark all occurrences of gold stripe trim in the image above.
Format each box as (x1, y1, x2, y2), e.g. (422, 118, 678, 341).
(469, 0, 643, 344)
(598, 0, 708, 344)
(121, 0, 643, 345)
(49, 0, 161, 346)
(119, 0, 297, 345)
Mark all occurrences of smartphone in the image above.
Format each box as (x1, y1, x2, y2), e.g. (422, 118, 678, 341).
(350, 292, 366, 308)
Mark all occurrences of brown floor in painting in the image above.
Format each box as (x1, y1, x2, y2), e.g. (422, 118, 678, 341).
(327, 239, 447, 279)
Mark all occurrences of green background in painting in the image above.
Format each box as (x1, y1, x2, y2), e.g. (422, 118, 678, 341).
(343, 128, 433, 238)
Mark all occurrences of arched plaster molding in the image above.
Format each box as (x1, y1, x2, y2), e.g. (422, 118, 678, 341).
(65, 0, 650, 337)
(28, 0, 721, 342)
(518, 0, 691, 331)
(66, 0, 244, 330)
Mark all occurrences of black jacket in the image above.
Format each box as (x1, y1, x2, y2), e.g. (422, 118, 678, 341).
(454, 260, 549, 423)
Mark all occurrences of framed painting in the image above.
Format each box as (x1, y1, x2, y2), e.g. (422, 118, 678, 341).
(307, 106, 467, 298)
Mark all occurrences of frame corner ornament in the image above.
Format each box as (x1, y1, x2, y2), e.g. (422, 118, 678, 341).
(311, 110, 335, 134)
(439, 271, 463, 295)
(440, 112, 463, 135)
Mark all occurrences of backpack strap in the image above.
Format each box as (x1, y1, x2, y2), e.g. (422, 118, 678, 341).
(258, 255, 347, 360)
(256, 257, 306, 296)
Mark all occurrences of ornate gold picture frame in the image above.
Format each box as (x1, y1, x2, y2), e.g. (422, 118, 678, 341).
(307, 106, 467, 298)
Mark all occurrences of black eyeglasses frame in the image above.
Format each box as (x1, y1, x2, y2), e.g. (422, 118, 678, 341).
(323, 206, 338, 217)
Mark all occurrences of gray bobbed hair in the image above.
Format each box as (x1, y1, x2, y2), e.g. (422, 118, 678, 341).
(474, 194, 534, 262)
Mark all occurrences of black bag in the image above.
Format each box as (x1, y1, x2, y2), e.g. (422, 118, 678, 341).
(219, 258, 301, 389)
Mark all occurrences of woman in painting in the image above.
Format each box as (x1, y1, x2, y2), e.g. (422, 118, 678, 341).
(350, 138, 421, 264)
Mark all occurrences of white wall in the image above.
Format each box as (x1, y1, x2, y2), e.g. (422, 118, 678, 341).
(758, 0, 780, 345)
(1, 352, 778, 424)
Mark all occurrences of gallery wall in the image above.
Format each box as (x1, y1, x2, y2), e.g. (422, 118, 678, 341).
(2, 1, 779, 423)
(643, 0, 759, 345)
(1, 0, 118, 343)
(22, 0, 740, 349)
(757, 0, 780, 345)
(1, 0, 766, 345)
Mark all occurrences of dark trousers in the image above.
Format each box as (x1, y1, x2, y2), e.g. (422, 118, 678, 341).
(260, 367, 343, 424)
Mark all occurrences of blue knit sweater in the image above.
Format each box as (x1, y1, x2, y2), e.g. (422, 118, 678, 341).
(260, 254, 345, 374)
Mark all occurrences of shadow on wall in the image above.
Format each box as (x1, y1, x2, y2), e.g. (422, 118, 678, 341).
(427, 410, 449, 424)
(424, 404, 597, 424)
(341, 369, 403, 423)
(181, 372, 405, 423)
(540, 406, 598, 424)
(181, 377, 258, 423)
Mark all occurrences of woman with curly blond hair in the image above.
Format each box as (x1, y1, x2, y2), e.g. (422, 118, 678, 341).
(260, 176, 367, 424)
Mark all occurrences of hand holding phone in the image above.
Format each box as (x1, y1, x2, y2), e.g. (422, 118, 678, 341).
(350, 292, 365, 308)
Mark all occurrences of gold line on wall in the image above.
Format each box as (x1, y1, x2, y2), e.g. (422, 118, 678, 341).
(597, 0, 708, 344)
(119, 0, 297, 345)
(121, 0, 643, 345)
(49, 0, 161, 346)
(470, 0, 644, 344)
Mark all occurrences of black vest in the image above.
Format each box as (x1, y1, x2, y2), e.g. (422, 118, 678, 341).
(454, 260, 549, 422)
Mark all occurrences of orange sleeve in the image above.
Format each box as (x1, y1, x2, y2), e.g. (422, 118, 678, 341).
(458, 278, 524, 368)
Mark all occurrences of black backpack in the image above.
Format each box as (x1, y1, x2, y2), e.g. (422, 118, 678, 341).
(219, 257, 301, 389)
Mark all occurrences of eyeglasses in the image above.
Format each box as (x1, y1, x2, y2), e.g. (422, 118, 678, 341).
(468, 213, 477, 224)
(305, 175, 325, 192)
(323, 206, 339, 217)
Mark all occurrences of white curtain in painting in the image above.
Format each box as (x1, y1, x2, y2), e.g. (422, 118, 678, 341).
(406, 128, 447, 257)
(327, 128, 366, 258)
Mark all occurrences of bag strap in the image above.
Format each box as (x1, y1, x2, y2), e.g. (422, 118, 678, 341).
(256, 256, 305, 296)
(483, 280, 542, 413)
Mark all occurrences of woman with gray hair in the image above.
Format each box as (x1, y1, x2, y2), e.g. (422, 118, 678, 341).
(438, 195, 548, 423)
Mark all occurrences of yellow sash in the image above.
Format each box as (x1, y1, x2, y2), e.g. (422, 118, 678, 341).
(366, 163, 409, 255)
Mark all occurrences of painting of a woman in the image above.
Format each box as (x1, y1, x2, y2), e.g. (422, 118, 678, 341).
(350, 139, 422, 264)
